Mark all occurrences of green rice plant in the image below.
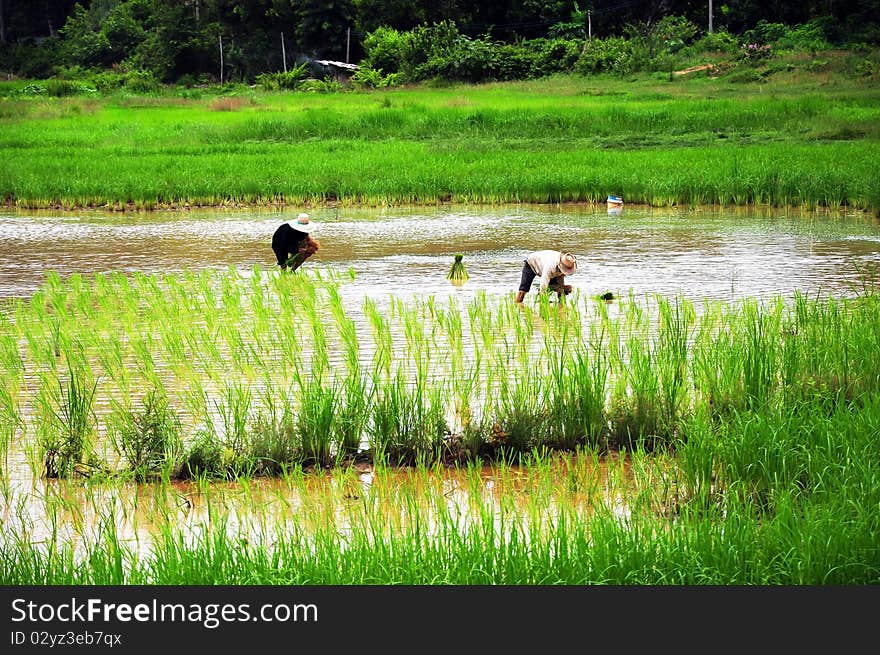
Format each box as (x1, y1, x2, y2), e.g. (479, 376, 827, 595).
(108, 387, 184, 481)
(217, 381, 252, 455)
(368, 370, 448, 465)
(555, 339, 610, 451)
(691, 300, 747, 417)
(607, 312, 665, 450)
(38, 351, 100, 478)
(247, 398, 300, 476)
(180, 381, 256, 479)
(327, 284, 362, 378)
(0, 383, 23, 460)
(486, 366, 550, 459)
(740, 298, 783, 409)
(333, 374, 370, 457)
(655, 295, 695, 436)
(364, 296, 392, 382)
(447, 254, 470, 285)
(181, 427, 227, 479)
(295, 379, 337, 467)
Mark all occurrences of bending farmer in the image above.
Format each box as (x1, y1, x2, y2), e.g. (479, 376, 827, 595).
(272, 213, 320, 271)
(515, 250, 577, 303)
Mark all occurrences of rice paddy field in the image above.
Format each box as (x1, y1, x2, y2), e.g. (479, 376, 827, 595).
(0, 203, 878, 585)
(1, 70, 879, 213)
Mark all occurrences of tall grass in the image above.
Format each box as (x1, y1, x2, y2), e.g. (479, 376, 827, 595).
(1, 76, 878, 211)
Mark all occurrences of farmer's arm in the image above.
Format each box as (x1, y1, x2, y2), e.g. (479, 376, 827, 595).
(533, 251, 558, 292)
(538, 269, 553, 293)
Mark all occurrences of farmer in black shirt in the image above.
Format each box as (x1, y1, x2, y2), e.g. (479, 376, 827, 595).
(272, 213, 320, 271)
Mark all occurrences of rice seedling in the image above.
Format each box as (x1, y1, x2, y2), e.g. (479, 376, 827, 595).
(38, 351, 100, 478)
(3, 256, 880, 585)
(108, 387, 184, 482)
(368, 370, 448, 465)
(446, 254, 470, 286)
(294, 377, 337, 468)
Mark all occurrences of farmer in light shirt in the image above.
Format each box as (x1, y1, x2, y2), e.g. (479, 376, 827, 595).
(515, 250, 577, 303)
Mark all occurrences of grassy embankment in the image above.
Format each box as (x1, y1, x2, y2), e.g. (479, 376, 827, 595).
(0, 268, 878, 583)
(1, 63, 879, 213)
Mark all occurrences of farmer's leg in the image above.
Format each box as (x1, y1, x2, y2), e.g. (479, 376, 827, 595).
(516, 261, 536, 303)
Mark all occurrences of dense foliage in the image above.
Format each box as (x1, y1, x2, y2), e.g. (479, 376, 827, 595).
(1, 0, 878, 84)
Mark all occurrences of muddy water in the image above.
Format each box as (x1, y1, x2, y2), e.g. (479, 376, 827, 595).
(1, 203, 878, 554)
(1, 204, 878, 304)
(3, 453, 637, 559)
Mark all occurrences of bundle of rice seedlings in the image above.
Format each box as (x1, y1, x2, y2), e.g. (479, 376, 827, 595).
(447, 254, 469, 286)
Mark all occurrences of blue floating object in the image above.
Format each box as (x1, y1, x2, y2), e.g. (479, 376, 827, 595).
(607, 194, 623, 204)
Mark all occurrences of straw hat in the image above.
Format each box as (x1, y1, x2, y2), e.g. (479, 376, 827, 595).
(292, 212, 316, 233)
(558, 251, 577, 276)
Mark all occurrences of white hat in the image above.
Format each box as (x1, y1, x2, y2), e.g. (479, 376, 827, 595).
(559, 251, 577, 276)
(293, 212, 316, 233)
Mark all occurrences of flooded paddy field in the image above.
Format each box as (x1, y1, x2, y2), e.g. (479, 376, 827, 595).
(1, 203, 878, 303)
(1, 203, 878, 584)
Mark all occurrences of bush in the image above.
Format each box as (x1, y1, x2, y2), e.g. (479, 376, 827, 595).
(45, 79, 96, 97)
(775, 20, 833, 53)
(530, 38, 583, 77)
(255, 63, 309, 91)
(687, 30, 740, 56)
(298, 77, 345, 93)
(651, 15, 699, 54)
(0, 40, 60, 79)
(16, 84, 47, 97)
(122, 69, 160, 93)
(575, 37, 633, 75)
(351, 65, 402, 88)
(362, 26, 407, 74)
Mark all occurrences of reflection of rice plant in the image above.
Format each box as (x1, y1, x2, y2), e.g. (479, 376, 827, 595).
(41, 355, 98, 478)
(109, 388, 183, 481)
(447, 254, 469, 286)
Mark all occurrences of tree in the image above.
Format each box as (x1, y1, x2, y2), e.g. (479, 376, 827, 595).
(292, 0, 354, 59)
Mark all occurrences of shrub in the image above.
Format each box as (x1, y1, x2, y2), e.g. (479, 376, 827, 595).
(362, 26, 407, 74)
(351, 65, 402, 88)
(651, 15, 699, 54)
(530, 38, 583, 77)
(775, 20, 833, 53)
(45, 79, 96, 97)
(255, 63, 309, 91)
(575, 37, 633, 74)
(122, 69, 160, 93)
(687, 30, 740, 56)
